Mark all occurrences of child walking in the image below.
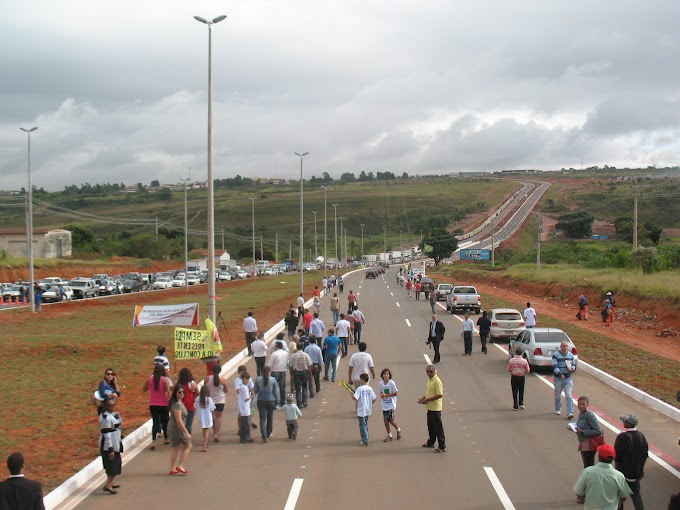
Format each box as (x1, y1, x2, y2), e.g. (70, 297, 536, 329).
(195, 386, 216, 451)
(351, 373, 376, 446)
(378, 368, 402, 442)
(237, 371, 254, 443)
(280, 394, 302, 441)
(235, 365, 258, 431)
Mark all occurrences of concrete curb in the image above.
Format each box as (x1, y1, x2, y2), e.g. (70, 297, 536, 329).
(577, 359, 680, 422)
(44, 281, 351, 509)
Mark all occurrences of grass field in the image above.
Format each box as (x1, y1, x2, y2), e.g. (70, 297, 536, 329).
(0, 273, 320, 488)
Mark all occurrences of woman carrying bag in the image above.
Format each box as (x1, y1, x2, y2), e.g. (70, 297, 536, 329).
(570, 395, 603, 468)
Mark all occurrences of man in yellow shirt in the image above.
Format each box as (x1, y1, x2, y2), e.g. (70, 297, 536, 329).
(418, 365, 446, 453)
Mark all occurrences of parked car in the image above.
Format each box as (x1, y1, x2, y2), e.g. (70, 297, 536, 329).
(91, 274, 110, 285)
(509, 328, 578, 367)
(69, 279, 98, 299)
(98, 280, 117, 295)
(42, 285, 74, 303)
(172, 275, 187, 287)
(121, 278, 144, 293)
(434, 283, 454, 301)
(365, 269, 378, 279)
(2, 284, 24, 303)
(236, 270, 248, 279)
(186, 274, 200, 285)
(152, 276, 173, 290)
(42, 277, 67, 286)
(217, 271, 232, 282)
(488, 308, 525, 343)
(446, 285, 481, 315)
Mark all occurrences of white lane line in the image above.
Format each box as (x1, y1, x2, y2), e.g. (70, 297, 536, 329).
(284, 478, 304, 510)
(424, 354, 432, 365)
(405, 319, 411, 327)
(396, 302, 400, 307)
(530, 369, 680, 479)
(484, 467, 516, 510)
(390, 292, 394, 296)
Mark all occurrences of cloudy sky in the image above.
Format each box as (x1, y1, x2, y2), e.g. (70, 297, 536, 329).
(2, 0, 680, 191)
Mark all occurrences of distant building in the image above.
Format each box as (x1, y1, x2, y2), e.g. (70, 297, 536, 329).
(0, 228, 72, 258)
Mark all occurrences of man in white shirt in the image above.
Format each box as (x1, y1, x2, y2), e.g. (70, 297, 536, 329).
(461, 312, 476, 356)
(251, 333, 268, 377)
(304, 337, 324, 395)
(351, 306, 366, 344)
(336, 313, 351, 357)
(309, 313, 326, 342)
(296, 293, 305, 325)
(523, 302, 537, 328)
(348, 342, 375, 387)
(243, 311, 258, 356)
(266, 342, 289, 407)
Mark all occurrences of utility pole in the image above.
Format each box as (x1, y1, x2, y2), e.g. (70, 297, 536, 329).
(360, 224, 365, 261)
(275, 232, 278, 262)
(155, 217, 158, 239)
(536, 209, 541, 270)
(344, 227, 348, 266)
(491, 222, 495, 267)
(289, 240, 292, 261)
(339, 217, 344, 267)
(311, 211, 318, 260)
(260, 235, 263, 263)
(383, 227, 387, 254)
(633, 179, 638, 250)
(221, 228, 224, 250)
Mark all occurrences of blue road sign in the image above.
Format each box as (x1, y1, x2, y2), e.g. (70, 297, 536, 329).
(460, 249, 491, 261)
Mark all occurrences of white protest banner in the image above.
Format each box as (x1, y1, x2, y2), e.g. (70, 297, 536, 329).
(174, 328, 219, 360)
(133, 303, 199, 326)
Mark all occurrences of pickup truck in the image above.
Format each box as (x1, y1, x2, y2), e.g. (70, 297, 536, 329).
(69, 279, 98, 299)
(446, 285, 481, 315)
(434, 283, 453, 301)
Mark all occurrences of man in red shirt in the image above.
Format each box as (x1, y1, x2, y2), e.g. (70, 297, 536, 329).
(303, 308, 313, 336)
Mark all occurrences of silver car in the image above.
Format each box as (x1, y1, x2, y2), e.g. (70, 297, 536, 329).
(509, 328, 578, 367)
(488, 308, 526, 343)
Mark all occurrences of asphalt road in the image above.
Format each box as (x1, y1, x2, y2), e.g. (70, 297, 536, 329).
(62, 267, 680, 510)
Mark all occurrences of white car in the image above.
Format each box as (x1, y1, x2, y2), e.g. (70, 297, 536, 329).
(152, 277, 173, 290)
(264, 267, 276, 276)
(218, 272, 232, 282)
(488, 308, 526, 343)
(186, 275, 200, 286)
(42, 286, 74, 303)
(509, 328, 579, 368)
(172, 275, 187, 287)
(236, 270, 248, 279)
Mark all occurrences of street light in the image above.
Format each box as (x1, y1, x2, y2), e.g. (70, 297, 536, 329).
(339, 217, 344, 267)
(194, 13, 227, 322)
(295, 152, 309, 293)
(311, 210, 318, 261)
(332, 204, 339, 267)
(180, 177, 191, 292)
(20, 126, 37, 313)
(360, 224, 365, 261)
(399, 229, 402, 251)
(321, 185, 329, 277)
(383, 227, 387, 254)
(249, 197, 256, 278)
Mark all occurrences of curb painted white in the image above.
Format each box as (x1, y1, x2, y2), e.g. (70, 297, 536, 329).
(44, 273, 362, 509)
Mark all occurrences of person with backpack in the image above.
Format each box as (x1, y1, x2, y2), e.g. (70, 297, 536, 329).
(606, 292, 617, 322)
(614, 414, 648, 510)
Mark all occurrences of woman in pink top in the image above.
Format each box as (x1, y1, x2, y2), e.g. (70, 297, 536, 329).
(347, 290, 357, 315)
(143, 363, 171, 450)
(347, 310, 356, 345)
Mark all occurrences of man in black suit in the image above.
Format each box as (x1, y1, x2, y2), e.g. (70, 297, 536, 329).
(426, 314, 446, 364)
(0, 452, 44, 510)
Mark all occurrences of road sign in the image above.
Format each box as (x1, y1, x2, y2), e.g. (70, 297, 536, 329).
(460, 249, 490, 261)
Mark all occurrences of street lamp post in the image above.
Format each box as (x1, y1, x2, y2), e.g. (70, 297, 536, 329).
(249, 197, 256, 277)
(383, 227, 387, 254)
(399, 229, 402, 251)
(20, 126, 37, 313)
(360, 224, 365, 261)
(180, 177, 191, 293)
(332, 204, 338, 267)
(311, 210, 318, 261)
(339, 217, 344, 267)
(295, 152, 309, 294)
(321, 186, 329, 277)
(194, 14, 226, 322)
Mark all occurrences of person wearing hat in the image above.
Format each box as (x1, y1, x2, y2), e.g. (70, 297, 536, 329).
(279, 394, 302, 441)
(574, 443, 632, 510)
(614, 414, 648, 510)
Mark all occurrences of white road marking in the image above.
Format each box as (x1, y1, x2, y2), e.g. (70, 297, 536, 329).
(390, 292, 394, 296)
(284, 478, 304, 510)
(405, 319, 412, 327)
(424, 354, 432, 365)
(396, 302, 400, 307)
(484, 467, 517, 510)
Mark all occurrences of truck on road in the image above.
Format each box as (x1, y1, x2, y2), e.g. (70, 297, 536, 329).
(446, 285, 481, 315)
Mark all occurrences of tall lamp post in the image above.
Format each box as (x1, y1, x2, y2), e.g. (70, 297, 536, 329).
(295, 152, 309, 293)
(194, 13, 226, 322)
(311, 211, 318, 262)
(180, 177, 191, 292)
(20, 126, 37, 313)
(339, 217, 344, 268)
(332, 204, 338, 267)
(360, 224, 365, 261)
(249, 197, 256, 277)
(321, 185, 329, 276)
(383, 227, 387, 254)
